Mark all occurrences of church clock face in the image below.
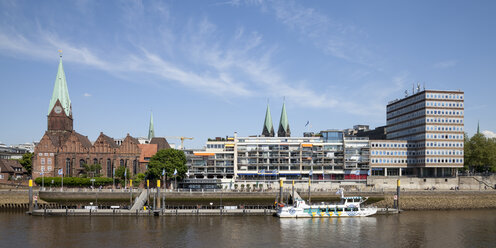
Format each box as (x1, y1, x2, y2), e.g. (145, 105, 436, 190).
(54, 106, 62, 114)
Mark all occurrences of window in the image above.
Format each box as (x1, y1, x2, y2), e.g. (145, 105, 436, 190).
(41, 158, 45, 165)
(133, 160, 138, 175)
(0, 175, 3, 179)
(47, 158, 52, 165)
(47, 166, 52, 171)
(107, 159, 112, 177)
(93, 158, 98, 165)
(80, 159, 85, 168)
(66, 158, 71, 177)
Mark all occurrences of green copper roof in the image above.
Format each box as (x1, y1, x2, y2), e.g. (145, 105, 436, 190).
(262, 104, 274, 136)
(48, 58, 71, 116)
(148, 112, 155, 140)
(279, 102, 289, 132)
(477, 121, 480, 134)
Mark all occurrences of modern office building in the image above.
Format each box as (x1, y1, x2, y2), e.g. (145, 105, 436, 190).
(369, 88, 464, 177)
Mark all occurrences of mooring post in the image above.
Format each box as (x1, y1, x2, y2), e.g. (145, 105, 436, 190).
(162, 175, 165, 210)
(292, 180, 295, 206)
(28, 179, 33, 214)
(156, 180, 161, 209)
(279, 179, 283, 205)
(308, 178, 311, 205)
(129, 180, 133, 207)
(397, 179, 401, 211)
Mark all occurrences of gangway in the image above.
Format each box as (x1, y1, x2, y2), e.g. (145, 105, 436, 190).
(130, 190, 149, 211)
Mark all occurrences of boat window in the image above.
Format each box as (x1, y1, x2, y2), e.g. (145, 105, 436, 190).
(345, 208, 352, 211)
(337, 208, 343, 212)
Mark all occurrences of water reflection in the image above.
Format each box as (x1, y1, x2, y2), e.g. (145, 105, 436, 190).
(2, 210, 496, 247)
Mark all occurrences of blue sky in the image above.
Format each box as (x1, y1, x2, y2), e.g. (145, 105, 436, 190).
(1, 0, 495, 148)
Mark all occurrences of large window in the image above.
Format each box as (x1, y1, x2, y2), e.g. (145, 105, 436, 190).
(65, 158, 71, 177)
(106, 159, 112, 177)
(133, 160, 138, 175)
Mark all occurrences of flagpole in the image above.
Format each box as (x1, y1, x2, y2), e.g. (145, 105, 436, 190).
(61, 171, 64, 192)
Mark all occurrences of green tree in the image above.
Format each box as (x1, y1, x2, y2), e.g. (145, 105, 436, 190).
(82, 163, 102, 178)
(146, 148, 187, 180)
(133, 173, 146, 185)
(464, 133, 496, 172)
(115, 166, 130, 180)
(18, 152, 33, 175)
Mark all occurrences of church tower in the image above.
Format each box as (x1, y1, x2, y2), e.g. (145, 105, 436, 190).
(148, 112, 155, 140)
(262, 103, 275, 137)
(47, 55, 73, 132)
(277, 101, 291, 137)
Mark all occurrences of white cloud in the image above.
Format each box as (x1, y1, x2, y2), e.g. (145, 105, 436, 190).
(433, 60, 458, 69)
(482, 130, 496, 139)
(0, 2, 404, 119)
(238, 0, 377, 67)
(83, 93, 91, 97)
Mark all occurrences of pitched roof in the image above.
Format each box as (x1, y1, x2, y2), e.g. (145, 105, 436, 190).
(150, 137, 171, 150)
(48, 57, 71, 116)
(74, 132, 93, 149)
(126, 134, 139, 144)
(98, 133, 119, 148)
(0, 159, 15, 173)
(46, 131, 72, 148)
(0, 159, 26, 173)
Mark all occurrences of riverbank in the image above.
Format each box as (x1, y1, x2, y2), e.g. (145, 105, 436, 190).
(2, 189, 496, 211)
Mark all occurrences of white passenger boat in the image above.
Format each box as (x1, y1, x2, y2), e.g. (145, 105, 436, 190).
(276, 190, 377, 218)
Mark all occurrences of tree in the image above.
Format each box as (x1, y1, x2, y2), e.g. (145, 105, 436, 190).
(82, 163, 102, 178)
(18, 152, 33, 175)
(146, 148, 187, 180)
(133, 173, 146, 185)
(464, 133, 496, 173)
(115, 166, 130, 180)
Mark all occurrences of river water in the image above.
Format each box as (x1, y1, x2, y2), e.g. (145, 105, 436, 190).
(1, 210, 495, 247)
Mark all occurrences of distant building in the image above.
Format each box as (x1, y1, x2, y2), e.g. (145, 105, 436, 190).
(0, 159, 28, 183)
(0, 143, 30, 160)
(32, 57, 141, 179)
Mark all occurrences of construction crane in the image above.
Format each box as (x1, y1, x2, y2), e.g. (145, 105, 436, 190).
(165, 136, 194, 150)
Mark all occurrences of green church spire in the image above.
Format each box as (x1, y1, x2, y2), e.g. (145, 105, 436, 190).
(278, 100, 291, 137)
(262, 103, 275, 137)
(477, 121, 480, 134)
(48, 55, 71, 116)
(148, 112, 155, 140)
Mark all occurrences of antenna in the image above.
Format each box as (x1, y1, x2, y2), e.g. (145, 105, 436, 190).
(417, 82, 421, 93)
(404, 90, 408, 97)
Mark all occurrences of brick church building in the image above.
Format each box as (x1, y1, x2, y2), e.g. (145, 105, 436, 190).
(32, 56, 151, 179)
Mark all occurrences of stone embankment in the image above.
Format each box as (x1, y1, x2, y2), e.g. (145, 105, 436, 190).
(372, 191, 496, 210)
(2, 189, 496, 211)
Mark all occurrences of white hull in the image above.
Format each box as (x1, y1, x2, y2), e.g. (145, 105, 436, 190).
(277, 206, 377, 218)
(276, 193, 377, 218)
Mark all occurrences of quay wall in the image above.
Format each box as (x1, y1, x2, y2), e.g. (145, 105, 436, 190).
(366, 175, 496, 190)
